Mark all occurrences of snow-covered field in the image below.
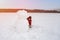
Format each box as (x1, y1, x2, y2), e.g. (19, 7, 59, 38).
(0, 13, 60, 40)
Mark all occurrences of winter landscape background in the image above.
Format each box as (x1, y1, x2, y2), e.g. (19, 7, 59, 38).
(0, 0, 60, 40)
(0, 12, 60, 40)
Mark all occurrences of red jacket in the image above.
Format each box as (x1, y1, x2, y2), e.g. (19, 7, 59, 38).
(27, 16, 32, 25)
(27, 16, 32, 21)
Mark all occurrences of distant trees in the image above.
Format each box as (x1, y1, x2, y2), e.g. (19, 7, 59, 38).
(25, 9, 60, 13)
(0, 9, 60, 13)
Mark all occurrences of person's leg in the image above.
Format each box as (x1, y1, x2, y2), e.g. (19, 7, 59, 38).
(29, 21, 32, 28)
(29, 25, 31, 28)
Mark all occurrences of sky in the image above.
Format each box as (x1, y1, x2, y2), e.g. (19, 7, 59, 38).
(0, 0, 60, 9)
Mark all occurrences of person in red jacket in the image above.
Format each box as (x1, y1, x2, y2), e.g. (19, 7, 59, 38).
(27, 16, 32, 28)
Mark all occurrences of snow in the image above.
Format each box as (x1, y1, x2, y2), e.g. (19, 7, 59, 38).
(0, 12, 60, 40)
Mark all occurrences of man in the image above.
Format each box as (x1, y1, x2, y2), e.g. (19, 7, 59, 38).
(27, 16, 32, 28)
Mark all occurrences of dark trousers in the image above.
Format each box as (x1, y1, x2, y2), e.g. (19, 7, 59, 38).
(28, 20, 32, 28)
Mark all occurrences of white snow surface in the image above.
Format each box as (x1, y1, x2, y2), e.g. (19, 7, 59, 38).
(0, 13, 60, 40)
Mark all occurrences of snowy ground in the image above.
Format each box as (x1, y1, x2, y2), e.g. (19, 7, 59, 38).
(0, 13, 60, 40)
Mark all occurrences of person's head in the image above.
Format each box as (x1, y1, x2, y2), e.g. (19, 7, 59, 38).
(29, 16, 32, 19)
(29, 16, 31, 17)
